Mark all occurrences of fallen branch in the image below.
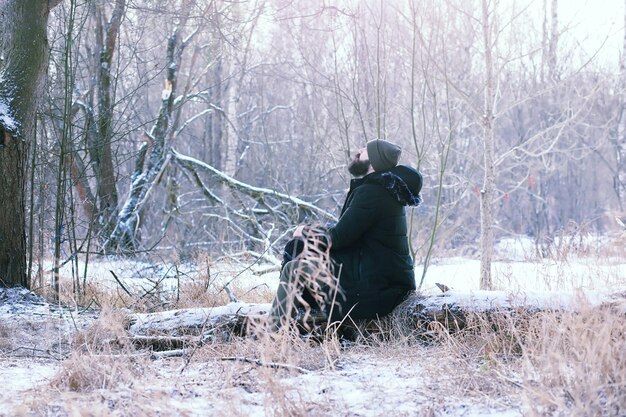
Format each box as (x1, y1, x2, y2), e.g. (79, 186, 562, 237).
(172, 149, 336, 222)
(391, 289, 626, 332)
(224, 285, 239, 303)
(220, 356, 310, 374)
(128, 302, 270, 337)
(110, 270, 133, 297)
(7, 346, 66, 361)
(151, 349, 188, 359)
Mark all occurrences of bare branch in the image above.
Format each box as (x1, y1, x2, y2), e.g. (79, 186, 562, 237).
(172, 150, 336, 222)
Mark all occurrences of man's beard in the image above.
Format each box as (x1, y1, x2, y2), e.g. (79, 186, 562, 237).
(348, 158, 371, 177)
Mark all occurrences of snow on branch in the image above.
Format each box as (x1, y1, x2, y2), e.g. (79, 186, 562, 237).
(172, 149, 337, 222)
(129, 302, 270, 337)
(391, 289, 626, 331)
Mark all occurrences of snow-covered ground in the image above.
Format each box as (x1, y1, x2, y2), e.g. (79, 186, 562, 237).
(44, 236, 626, 300)
(1, 235, 624, 416)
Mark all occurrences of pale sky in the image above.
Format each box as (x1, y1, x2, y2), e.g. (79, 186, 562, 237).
(259, 0, 626, 69)
(561, 2, 623, 38)
(536, 0, 624, 68)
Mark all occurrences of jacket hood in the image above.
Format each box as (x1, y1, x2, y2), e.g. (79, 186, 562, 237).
(365, 165, 422, 207)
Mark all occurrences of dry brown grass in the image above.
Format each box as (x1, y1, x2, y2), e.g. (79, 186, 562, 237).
(520, 306, 626, 417)
(50, 351, 147, 392)
(193, 319, 341, 373)
(48, 306, 149, 393)
(409, 303, 626, 416)
(71, 307, 134, 352)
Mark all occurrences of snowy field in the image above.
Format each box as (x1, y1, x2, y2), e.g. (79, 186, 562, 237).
(34, 236, 626, 305)
(0, 236, 624, 416)
(35, 236, 626, 298)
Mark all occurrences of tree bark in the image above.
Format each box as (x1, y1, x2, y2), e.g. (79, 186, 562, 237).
(480, 0, 496, 290)
(94, 0, 125, 233)
(105, 26, 184, 253)
(0, 0, 57, 288)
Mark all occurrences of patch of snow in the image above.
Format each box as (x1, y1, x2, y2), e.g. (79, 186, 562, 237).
(494, 234, 617, 262)
(44, 257, 194, 296)
(440, 406, 522, 417)
(0, 359, 58, 415)
(0, 359, 57, 392)
(279, 356, 522, 417)
(0, 287, 49, 316)
(417, 258, 626, 294)
(0, 98, 18, 132)
(494, 236, 536, 261)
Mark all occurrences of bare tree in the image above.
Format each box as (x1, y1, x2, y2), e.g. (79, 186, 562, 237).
(93, 0, 126, 232)
(104, 18, 191, 253)
(613, 0, 626, 210)
(479, 0, 497, 289)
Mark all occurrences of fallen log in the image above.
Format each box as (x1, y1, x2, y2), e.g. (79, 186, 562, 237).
(391, 289, 626, 332)
(125, 290, 626, 342)
(128, 302, 271, 340)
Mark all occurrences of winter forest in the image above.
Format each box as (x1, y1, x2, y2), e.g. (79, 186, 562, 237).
(1, 0, 624, 286)
(0, 0, 625, 416)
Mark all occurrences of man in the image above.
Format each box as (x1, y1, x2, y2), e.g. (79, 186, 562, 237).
(270, 139, 422, 329)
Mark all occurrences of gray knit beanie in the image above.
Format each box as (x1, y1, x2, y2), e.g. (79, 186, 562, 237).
(366, 139, 402, 171)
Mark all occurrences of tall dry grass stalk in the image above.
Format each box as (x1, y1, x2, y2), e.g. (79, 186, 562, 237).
(185, 229, 346, 413)
(420, 301, 625, 416)
(520, 305, 625, 417)
(256, 224, 341, 337)
(187, 227, 348, 417)
(287, 225, 340, 327)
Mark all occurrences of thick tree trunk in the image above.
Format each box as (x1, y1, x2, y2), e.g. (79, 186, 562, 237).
(94, 0, 125, 233)
(0, 0, 57, 288)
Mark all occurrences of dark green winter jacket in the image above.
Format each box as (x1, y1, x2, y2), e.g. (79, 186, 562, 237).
(328, 165, 422, 320)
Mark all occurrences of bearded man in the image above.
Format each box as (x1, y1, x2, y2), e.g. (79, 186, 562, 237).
(270, 139, 423, 330)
